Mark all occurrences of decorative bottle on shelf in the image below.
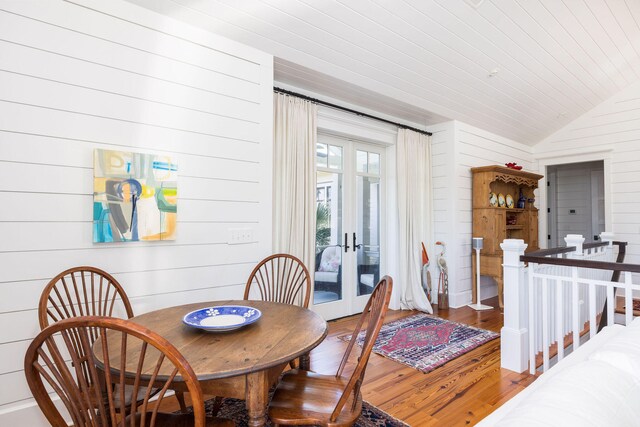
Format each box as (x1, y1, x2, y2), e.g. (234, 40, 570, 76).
(517, 190, 526, 209)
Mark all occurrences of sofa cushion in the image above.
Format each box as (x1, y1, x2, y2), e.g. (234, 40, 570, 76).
(318, 247, 341, 272)
(588, 317, 640, 380)
(494, 360, 640, 427)
(360, 273, 374, 288)
(315, 271, 338, 283)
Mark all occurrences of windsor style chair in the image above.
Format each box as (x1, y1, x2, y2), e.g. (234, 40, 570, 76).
(38, 266, 187, 412)
(25, 316, 234, 427)
(38, 266, 134, 328)
(268, 276, 393, 427)
(244, 254, 311, 308)
(244, 253, 312, 370)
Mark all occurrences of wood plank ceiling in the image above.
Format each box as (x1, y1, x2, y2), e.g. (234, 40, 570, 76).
(126, 0, 640, 145)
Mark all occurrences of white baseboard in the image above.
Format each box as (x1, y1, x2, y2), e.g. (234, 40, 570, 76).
(0, 400, 50, 426)
(447, 290, 472, 308)
(0, 388, 178, 426)
(446, 283, 498, 309)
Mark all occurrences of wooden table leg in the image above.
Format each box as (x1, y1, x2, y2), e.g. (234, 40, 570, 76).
(246, 371, 269, 427)
(299, 352, 310, 370)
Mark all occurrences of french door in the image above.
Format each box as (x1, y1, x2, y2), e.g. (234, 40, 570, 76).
(312, 134, 385, 320)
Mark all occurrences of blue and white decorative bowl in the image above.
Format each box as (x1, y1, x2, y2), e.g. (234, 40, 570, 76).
(182, 305, 262, 332)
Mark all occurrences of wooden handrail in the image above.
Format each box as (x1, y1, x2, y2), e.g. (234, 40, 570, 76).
(524, 241, 614, 258)
(520, 242, 635, 272)
(524, 246, 577, 257)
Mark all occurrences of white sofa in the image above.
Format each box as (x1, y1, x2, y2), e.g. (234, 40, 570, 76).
(478, 317, 640, 427)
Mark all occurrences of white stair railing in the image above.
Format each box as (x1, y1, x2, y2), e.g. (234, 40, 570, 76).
(501, 233, 640, 374)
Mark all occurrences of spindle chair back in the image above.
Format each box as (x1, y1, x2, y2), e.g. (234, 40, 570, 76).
(244, 254, 311, 308)
(24, 316, 233, 427)
(268, 276, 393, 426)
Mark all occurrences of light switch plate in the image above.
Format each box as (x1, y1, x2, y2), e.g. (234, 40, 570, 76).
(228, 228, 253, 244)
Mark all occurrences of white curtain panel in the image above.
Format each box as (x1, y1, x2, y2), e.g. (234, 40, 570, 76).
(272, 93, 318, 272)
(396, 128, 433, 313)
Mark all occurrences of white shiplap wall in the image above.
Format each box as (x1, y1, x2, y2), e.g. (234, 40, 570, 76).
(455, 122, 535, 306)
(429, 121, 535, 307)
(0, 0, 273, 423)
(428, 121, 456, 305)
(534, 81, 640, 267)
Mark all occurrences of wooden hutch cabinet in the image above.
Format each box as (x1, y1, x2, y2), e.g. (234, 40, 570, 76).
(471, 165, 544, 308)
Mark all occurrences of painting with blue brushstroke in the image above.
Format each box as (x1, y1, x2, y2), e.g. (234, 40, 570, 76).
(93, 149, 177, 243)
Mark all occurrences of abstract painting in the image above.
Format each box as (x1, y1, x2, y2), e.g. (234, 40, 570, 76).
(93, 149, 177, 243)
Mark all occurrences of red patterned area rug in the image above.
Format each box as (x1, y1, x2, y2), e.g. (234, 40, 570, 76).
(343, 313, 499, 374)
(199, 397, 409, 427)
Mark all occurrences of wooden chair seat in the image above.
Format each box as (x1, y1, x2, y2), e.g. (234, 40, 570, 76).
(114, 384, 158, 409)
(268, 276, 393, 427)
(269, 369, 362, 427)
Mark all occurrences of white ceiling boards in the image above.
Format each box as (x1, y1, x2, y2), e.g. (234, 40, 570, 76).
(127, 0, 640, 145)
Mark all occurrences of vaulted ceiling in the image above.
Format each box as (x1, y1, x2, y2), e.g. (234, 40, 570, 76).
(127, 0, 640, 145)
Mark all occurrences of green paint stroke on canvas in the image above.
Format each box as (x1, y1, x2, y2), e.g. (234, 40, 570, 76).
(93, 149, 178, 243)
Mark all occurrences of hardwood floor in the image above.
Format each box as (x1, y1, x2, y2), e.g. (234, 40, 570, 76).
(160, 296, 537, 426)
(311, 297, 537, 426)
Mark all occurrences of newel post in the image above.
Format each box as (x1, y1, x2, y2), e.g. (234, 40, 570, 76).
(500, 239, 528, 373)
(600, 231, 615, 256)
(564, 234, 585, 257)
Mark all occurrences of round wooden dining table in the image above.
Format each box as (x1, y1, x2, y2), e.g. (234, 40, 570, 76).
(95, 299, 328, 427)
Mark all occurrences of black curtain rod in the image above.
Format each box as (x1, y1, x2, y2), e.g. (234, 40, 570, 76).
(274, 87, 432, 137)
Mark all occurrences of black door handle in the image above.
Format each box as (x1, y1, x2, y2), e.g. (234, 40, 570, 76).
(353, 232, 362, 251)
(344, 232, 350, 253)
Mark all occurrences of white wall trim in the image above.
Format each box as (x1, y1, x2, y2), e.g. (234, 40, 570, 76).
(317, 108, 397, 146)
(533, 147, 613, 160)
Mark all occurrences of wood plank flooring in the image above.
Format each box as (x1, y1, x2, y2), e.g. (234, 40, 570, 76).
(311, 297, 536, 426)
(160, 297, 537, 426)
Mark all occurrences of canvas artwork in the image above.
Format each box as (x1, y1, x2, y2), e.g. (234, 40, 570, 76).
(93, 149, 177, 243)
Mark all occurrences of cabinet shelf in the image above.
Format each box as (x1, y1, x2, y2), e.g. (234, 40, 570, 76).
(478, 207, 538, 213)
(471, 165, 544, 308)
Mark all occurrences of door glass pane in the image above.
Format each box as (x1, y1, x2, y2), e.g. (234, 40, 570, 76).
(314, 170, 343, 305)
(368, 153, 380, 175)
(317, 143, 328, 168)
(356, 175, 380, 297)
(356, 150, 367, 173)
(328, 145, 343, 169)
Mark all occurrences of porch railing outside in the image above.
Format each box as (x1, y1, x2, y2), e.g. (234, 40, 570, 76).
(500, 233, 640, 374)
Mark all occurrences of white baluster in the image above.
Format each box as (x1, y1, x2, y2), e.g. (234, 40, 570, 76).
(572, 266, 580, 351)
(607, 285, 615, 326)
(625, 272, 633, 326)
(589, 284, 596, 339)
(556, 277, 564, 362)
(542, 278, 549, 372)
(529, 262, 536, 375)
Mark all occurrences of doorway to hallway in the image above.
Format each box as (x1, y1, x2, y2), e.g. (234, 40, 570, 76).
(546, 160, 605, 246)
